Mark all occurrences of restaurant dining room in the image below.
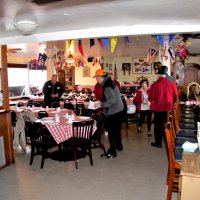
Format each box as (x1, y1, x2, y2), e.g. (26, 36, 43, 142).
(1, 1, 200, 200)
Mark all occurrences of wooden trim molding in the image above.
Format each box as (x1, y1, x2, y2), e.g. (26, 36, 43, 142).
(7, 63, 27, 68)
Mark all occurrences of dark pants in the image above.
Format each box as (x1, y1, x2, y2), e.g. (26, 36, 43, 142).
(105, 111, 123, 154)
(154, 112, 168, 147)
(138, 110, 152, 131)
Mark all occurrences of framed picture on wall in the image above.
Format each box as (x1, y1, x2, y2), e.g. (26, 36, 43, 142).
(83, 66, 90, 77)
(132, 58, 152, 74)
(122, 63, 131, 75)
(66, 67, 72, 77)
(109, 64, 112, 70)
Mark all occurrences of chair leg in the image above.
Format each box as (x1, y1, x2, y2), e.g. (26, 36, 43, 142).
(166, 170, 175, 200)
(73, 147, 78, 169)
(30, 145, 34, 165)
(88, 148, 93, 166)
(41, 149, 46, 169)
(126, 117, 128, 137)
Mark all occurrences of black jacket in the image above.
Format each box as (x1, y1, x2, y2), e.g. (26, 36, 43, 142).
(43, 80, 64, 107)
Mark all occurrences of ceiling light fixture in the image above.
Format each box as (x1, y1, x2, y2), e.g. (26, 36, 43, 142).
(14, 20, 38, 35)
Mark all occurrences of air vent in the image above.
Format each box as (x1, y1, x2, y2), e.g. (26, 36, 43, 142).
(29, 0, 64, 5)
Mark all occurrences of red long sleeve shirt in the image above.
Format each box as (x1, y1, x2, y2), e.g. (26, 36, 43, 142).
(148, 77, 178, 112)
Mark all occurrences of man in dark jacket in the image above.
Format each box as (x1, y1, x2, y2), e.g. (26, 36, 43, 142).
(43, 74, 64, 107)
(93, 69, 124, 159)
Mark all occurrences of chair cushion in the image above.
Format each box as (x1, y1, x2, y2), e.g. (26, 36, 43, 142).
(180, 118, 196, 124)
(179, 123, 197, 130)
(176, 130, 197, 138)
(175, 137, 198, 148)
(175, 148, 183, 162)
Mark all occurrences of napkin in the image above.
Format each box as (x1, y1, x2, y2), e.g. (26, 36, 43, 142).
(182, 141, 198, 152)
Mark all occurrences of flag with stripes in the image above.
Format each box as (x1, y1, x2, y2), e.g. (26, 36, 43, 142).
(78, 39, 84, 57)
(114, 63, 118, 80)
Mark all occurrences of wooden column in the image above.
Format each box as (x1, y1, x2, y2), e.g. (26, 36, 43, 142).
(0, 45, 15, 169)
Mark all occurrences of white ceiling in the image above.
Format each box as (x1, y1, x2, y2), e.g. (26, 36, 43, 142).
(1, 0, 200, 56)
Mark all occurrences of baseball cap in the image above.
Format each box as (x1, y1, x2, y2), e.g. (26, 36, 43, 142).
(156, 65, 168, 75)
(93, 69, 106, 78)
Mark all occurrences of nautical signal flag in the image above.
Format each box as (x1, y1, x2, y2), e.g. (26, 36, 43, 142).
(155, 35, 164, 47)
(168, 34, 175, 45)
(98, 38, 104, 48)
(168, 46, 175, 61)
(78, 39, 84, 57)
(114, 62, 118, 80)
(90, 39, 95, 48)
(111, 37, 118, 53)
(124, 37, 130, 45)
(102, 38, 109, 49)
(146, 48, 158, 63)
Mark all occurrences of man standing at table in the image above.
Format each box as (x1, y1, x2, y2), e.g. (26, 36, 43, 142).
(43, 74, 64, 107)
(148, 66, 178, 148)
(93, 69, 124, 159)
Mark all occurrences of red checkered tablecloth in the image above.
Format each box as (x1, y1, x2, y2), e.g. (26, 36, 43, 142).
(41, 117, 96, 144)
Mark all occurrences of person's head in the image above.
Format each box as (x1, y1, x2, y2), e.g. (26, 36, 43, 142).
(139, 79, 149, 89)
(156, 65, 168, 77)
(93, 69, 107, 84)
(51, 74, 57, 84)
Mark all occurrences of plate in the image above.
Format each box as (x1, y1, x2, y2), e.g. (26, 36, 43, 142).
(43, 120, 55, 124)
(42, 117, 54, 120)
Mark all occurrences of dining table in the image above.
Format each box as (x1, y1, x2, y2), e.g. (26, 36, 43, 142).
(36, 115, 97, 144)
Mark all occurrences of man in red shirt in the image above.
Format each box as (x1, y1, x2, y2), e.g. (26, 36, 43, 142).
(149, 66, 178, 148)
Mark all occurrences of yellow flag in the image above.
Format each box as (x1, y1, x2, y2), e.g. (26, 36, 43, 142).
(111, 37, 118, 53)
(67, 40, 72, 51)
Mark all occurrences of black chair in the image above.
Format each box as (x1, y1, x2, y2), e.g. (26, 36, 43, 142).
(64, 102, 74, 110)
(10, 110, 17, 138)
(22, 96, 30, 100)
(75, 102, 87, 116)
(91, 111, 106, 154)
(38, 111, 49, 119)
(17, 102, 25, 107)
(71, 120, 94, 169)
(27, 100, 34, 107)
(33, 101, 41, 107)
(26, 121, 58, 168)
(122, 96, 138, 137)
(51, 102, 60, 108)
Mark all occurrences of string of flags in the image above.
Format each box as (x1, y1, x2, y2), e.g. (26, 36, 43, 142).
(29, 52, 48, 70)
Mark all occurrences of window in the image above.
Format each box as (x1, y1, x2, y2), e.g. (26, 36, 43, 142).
(7, 66, 47, 97)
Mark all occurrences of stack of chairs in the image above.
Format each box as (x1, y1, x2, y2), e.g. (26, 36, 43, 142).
(165, 102, 198, 200)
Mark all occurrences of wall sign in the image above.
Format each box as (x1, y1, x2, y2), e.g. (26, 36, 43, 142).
(132, 58, 151, 74)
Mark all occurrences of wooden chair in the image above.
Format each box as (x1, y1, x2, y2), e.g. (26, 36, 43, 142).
(71, 120, 94, 169)
(38, 111, 49, 119)
(165, 123, 182, 200)
(26, 121, 58, 168)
